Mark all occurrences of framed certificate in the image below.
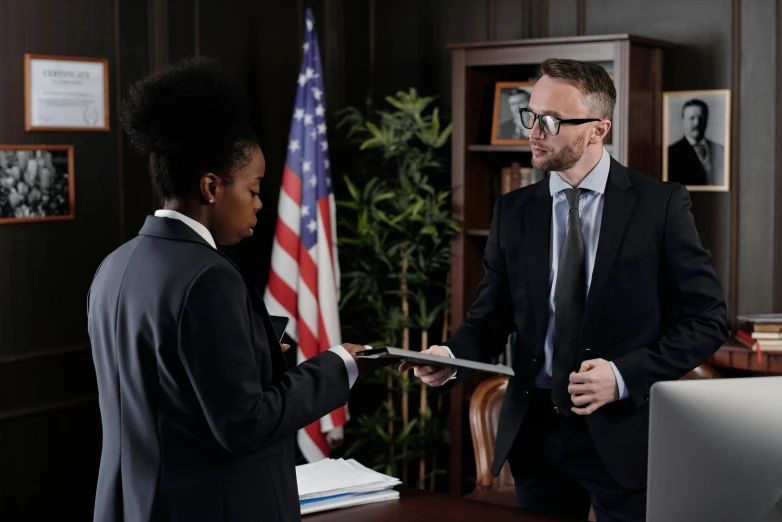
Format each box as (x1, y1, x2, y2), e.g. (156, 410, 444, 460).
(25, 54, 109, 132)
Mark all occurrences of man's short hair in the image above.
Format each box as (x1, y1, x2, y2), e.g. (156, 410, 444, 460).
(681, 99, 709, 120)
(539, 58, 616, 120)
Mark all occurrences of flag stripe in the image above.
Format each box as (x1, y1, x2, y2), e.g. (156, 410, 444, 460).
(269, 238, 299, 292)
(318, 197, 335, 271)
(277, 187, 301, 236)
(316, 216, 340, 350)
(274, 218, 302, 267)
(298, 244, 319, 301)
(297, 317, 319, 360)
(282, 165, 302, 205)
(266, 270, 297, 318)
(300, 424, 328, 460)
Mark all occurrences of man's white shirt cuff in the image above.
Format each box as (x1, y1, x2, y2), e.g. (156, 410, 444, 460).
(441, 346, 457, 380)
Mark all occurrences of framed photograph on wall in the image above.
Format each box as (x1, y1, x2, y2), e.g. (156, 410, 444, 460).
(662, 89, 731, 192)
(0, 145, 75, 224)
(491, 81, 535, 145)
(25, 54, 109, 132)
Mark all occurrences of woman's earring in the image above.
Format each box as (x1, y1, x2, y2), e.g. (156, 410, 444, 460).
(209, 199, 214, 204)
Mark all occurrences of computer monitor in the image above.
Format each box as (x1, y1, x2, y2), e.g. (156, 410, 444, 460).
(647, 376, 782, 522)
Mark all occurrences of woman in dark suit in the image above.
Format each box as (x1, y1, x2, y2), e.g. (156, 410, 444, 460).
(87, 57, 368, 522)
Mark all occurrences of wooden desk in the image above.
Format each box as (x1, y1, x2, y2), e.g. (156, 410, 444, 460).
(710, 341, 782, 374)
(306, 487, 588, 522)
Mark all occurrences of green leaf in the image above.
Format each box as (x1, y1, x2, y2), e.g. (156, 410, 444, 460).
(374, 424, 390, 443)
(343, 176, 360, 202)
(431, 107, 441, 136)
(359, 137, 384, 150)
(434, 123, 453, 148)
(384, 96, 404, 110)
(420, 225, 437, 236)
(365, 121, 383, 138)
(372, 191, 396, 204)
(336, 200, 358, 210)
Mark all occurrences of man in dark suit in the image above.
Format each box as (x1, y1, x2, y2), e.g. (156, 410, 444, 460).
(403, 59, 728, 521)
(667, 99, 725, 186)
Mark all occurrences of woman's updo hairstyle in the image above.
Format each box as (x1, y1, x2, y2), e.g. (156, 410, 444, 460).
(119, 56, 258, 200)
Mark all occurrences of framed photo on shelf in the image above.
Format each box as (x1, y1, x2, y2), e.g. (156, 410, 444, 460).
(25, 53, 110, 132)
(0, 145, 75, 224)
(662, 89, 731, 192)
(491, 81, 535, 145)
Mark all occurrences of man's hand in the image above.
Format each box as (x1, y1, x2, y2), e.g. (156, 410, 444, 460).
(398, 346, 456, 387)
(342, 343, 385, 379)
(568, 358, 619, 415)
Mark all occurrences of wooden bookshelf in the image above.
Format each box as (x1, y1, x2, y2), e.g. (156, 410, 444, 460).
(447, 34, 673, 496)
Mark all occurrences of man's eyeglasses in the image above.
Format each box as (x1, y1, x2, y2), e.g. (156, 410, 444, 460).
(519, 108, 600, 136)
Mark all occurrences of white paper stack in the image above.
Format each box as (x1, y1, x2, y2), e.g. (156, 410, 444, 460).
(296, 458, 401, 515)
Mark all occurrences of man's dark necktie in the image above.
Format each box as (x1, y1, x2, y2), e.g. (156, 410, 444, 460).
(552, 188, 586, 416)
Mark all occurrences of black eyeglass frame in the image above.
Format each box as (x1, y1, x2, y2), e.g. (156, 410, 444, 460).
(519, 107, 601, 136)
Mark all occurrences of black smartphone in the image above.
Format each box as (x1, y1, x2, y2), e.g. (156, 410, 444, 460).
(269, 315, 290, 343)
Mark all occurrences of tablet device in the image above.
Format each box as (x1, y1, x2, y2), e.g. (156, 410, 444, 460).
(269, 315, 290, 343)
(356, 346, 514, 376)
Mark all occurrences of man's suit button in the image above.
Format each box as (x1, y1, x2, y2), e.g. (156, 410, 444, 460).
(523, 390, 529, 397)
(532, 353, 540, 362)
(644, 392, 650, 401)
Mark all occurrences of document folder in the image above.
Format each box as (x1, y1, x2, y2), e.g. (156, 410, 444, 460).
(356, 346, 514, 376)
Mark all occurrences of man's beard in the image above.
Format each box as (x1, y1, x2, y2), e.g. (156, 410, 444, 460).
(531, 132, 587, 172)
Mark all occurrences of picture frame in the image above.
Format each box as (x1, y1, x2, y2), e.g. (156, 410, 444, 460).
(25, 53, 110, 132)
(0, 145, 75, 224)
(662, 89, 731, 192)
(491, 81, 535, 145)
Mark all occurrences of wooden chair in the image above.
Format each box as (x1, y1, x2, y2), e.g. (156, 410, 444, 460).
(465, 375, 516, 507)
(466, 363, 721, 520)
(682, 362, 722, 380)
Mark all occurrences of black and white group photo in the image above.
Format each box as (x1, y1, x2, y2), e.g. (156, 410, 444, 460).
(0, 146, 74, 222)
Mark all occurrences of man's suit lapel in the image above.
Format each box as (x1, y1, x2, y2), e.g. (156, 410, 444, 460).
(525, 180, 553, 337)
(582, 159, 637, 328)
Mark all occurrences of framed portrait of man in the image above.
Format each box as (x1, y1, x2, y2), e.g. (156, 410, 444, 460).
(491, 81, 535, 145)
(662, 90, 731, 192)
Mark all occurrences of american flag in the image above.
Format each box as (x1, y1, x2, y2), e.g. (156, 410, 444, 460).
(263, 9, 345, 462)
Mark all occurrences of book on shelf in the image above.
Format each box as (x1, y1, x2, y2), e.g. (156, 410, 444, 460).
(734, 327, 782, 352)
(500, 163, 546, 195)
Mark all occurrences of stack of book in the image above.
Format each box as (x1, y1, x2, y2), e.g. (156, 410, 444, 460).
(500, 162, 545, 194)
(296, 458, 401, 515)
(734, 314, 782, 352)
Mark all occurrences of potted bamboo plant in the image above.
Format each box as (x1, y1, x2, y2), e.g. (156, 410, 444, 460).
(332, 89, 460, 490)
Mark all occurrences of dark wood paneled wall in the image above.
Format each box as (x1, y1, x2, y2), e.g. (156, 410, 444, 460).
(737, 0, 777, 315)
(0, 0, 119, 357)
(0, 0, 121, 517)
(776, 0, 782, 312)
